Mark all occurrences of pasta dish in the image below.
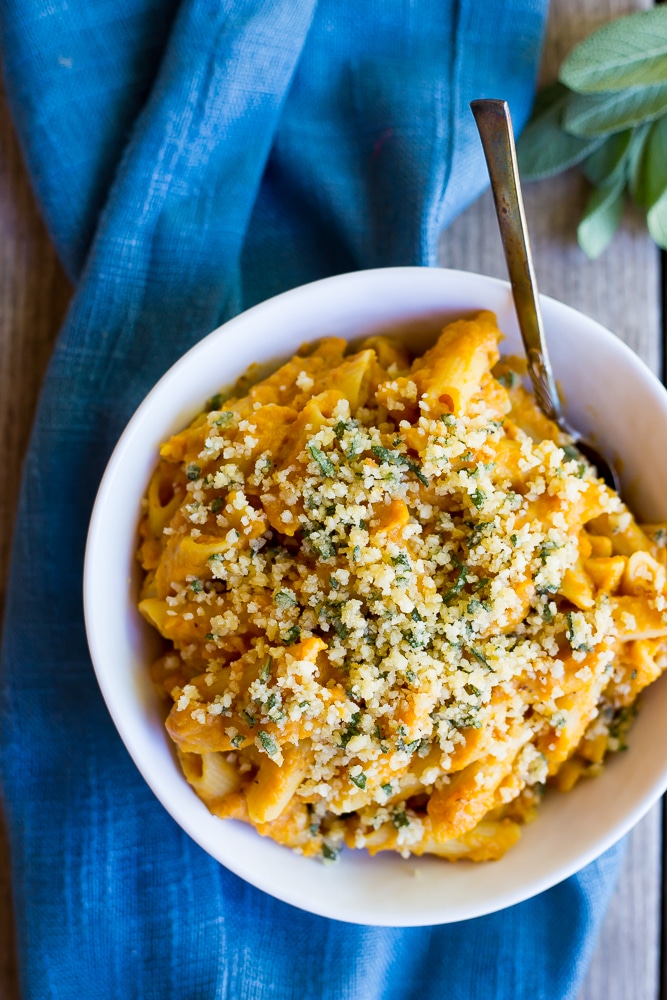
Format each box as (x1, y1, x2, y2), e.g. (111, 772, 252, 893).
(137, 312, 667, 862)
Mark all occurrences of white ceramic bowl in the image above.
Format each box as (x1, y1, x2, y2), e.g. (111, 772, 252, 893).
(84, 267, 667, 926)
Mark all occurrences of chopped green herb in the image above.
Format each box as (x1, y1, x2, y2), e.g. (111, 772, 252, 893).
(565, 611, 592, 652)
(186, 463, 202, 481)
(205, 632, 217, 641)
(321, 843, 340, 863)
(397, 735, 421, 753)
(230, 734, 245, 748)
(350, 771, 367, 790)
(339, 712, 362, 749)
(240, 709, 256, 728)
(329, 575, 339, 590)
(353, 545, 361, 561)
(190, 579, 203, 593)
(391, 552, 411, 571)
(257, 730, 279, 756)
(467, 646, 493, 670)
(371, 445, 399, 465)
(308, 443, 336, 477)
(214, 411, 234, 427)
(259, 656, 271, 683)
(497, 371, 518, 389)
(207, 392, 224, 410)
(210, 497, 223, 513)
(443, 558, 468, 604)
(319, 603, 350, 640)
(454, 713, 483, 730)
(539, 540, 560, 564)
(332, 618, 350, 640)
(381, 783, 393, 796)
(469, 521, 492, 546)
(345, 432, 363, 459)
(562, 444, 580, 462)
(510, 533, 518, 546)
(371, 445, 428, 486)
(392, 809, 410, 829)
(405, 458, 429, 487)
(309, 534, 336, 560)
(403, 630, 427, 650)
(274, 590, 297, 608)
(608, 703, 639, 752)
(470, 488, 486, 509)
(282, 625, 301, 645)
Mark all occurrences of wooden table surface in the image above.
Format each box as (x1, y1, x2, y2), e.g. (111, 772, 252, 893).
(0, 1, 664, 996)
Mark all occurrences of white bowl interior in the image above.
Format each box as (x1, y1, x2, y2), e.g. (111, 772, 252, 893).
(84, 267, 667, 925)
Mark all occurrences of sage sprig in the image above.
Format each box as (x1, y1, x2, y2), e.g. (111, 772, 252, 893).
(517, 6, 667, 258)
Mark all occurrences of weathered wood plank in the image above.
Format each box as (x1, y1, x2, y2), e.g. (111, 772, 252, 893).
(582, 811, 661, 1000)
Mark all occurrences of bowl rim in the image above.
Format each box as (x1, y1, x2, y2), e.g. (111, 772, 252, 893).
(84, 265, 667, 925)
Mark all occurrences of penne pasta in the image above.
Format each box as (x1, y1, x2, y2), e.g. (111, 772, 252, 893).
(137, 313, 667, 863)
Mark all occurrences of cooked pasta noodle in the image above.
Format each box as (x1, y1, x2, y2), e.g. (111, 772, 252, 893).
(137, 312, 667, 862)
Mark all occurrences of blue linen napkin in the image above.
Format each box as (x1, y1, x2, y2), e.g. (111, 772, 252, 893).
(0, 1, 626, 997)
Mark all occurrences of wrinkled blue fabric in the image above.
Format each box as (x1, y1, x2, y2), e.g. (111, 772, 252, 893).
(0, 1, 626, 997)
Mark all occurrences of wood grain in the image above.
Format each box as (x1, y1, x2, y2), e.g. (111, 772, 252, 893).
(0, 0, 662, 997)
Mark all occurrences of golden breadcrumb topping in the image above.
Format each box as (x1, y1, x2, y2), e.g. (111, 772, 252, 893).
(137, 313, 667, 863)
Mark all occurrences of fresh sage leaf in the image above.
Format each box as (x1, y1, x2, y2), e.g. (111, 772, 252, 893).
(520, 6, 667, 256)
(531, 79, 567, 117)
(564, 82, 667, 138)
(570, 88, 667, 140)
(577, 176, 625, 259)
(582, 129, 633, 186)
(647, 195, 667, 249)
(627, 122, 652, 207)
(517, 83, 603, 180)
(639, 115, 667, 209)
(643, 115, 667, 248)
(560, 8, 667, 94)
